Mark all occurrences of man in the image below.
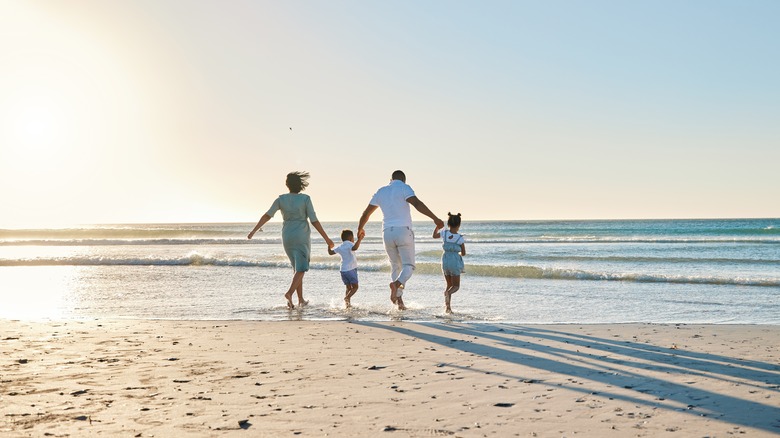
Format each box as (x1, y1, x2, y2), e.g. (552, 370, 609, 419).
(358, 170, 444, 310)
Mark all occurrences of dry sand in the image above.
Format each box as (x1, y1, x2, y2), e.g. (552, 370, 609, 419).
(2, 319, 779, 437)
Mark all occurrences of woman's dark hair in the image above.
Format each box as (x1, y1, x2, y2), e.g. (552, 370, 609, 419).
(447, 212, 462, 228)
(286, 171, 310, 193)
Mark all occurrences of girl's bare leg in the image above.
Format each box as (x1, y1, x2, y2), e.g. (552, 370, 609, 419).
(285, 272, 305, 309)
(449, 275, 460, 295)
(445, 275, 460, 314)
(443, 275, 453, 312)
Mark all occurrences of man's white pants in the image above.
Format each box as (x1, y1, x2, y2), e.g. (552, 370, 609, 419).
(383, 226, 415, 287)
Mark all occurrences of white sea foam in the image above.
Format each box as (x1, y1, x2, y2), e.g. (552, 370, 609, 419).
(3, 255, 778, 288)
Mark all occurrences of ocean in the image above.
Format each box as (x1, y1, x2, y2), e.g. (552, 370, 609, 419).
(1, 219, 778, 324)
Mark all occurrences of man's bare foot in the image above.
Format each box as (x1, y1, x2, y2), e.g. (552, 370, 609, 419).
(396, 297, 406, 311)
(345, 297, 351, 309)
(284, 292, 294, 309)
(389, 282, 397, 304)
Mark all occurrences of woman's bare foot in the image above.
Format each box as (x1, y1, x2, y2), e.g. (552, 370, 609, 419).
(445, 305, 452, 314)
(345, 297, 351, 309)
(299, 299, 309, 307)
(389, 282, 397, 304)
(284, 292, 294, 309)
(396, 297, 406, 310)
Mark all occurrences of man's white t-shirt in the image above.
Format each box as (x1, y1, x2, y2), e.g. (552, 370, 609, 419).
(369, 180, 416, 229)
(333, 240, 357, 271)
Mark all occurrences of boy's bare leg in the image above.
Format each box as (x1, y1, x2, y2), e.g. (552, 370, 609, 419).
(345, 285, 359, 308)
(346, 284, 359, 300)
(344, 285, 351, 308)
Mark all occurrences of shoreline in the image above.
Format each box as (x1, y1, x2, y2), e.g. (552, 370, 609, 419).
(3, 320, 779, 437)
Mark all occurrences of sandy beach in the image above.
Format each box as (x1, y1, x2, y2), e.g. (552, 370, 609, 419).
(2, 319, 779, 437)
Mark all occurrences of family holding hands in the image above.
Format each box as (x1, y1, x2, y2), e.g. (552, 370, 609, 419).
(247, 170, 466, 314)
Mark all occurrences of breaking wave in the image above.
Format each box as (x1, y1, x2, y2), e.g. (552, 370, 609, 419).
(3, 255, 778, 288)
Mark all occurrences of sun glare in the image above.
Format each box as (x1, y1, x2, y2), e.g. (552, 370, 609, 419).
(5, 97, 70, 164)
(19, 104, 60, 143)
(0, 266, 74, 320)
(0, 3, 156, 227)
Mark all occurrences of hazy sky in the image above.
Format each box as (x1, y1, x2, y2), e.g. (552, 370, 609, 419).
(1, 1, 778, 227)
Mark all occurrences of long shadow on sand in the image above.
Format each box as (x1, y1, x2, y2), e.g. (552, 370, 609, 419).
(356, 322, 780, 433)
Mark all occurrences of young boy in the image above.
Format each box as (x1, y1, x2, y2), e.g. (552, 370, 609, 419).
(328, 229, 363, 308)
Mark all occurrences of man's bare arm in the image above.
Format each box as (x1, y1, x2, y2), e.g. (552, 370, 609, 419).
(407, 196, 444, 229)
(357, 204, 378, 239)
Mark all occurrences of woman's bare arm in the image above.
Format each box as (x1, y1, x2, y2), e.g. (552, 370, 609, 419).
(248, 214, 272, 239)
(311, 221, 334, 249)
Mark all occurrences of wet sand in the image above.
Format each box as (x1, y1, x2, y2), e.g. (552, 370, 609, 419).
(2, 320, 779, 437)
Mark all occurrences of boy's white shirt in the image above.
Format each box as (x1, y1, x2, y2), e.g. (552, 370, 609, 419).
(333, 240, 358, 271)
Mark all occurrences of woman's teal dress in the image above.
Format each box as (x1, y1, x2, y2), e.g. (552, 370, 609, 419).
(266, 193, 319, 272)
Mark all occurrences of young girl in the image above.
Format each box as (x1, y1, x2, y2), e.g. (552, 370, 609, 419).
(433, 212, 466, 314)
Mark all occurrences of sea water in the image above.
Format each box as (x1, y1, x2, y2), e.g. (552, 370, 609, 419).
(1, 219, 778, 323)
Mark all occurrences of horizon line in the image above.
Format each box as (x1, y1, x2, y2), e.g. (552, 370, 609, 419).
(1, 216, 779, 229)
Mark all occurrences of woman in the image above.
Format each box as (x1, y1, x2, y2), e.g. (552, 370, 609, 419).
(248, 171, 334, 309)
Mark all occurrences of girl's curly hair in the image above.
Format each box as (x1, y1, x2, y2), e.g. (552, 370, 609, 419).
(447, 212, 462, 228)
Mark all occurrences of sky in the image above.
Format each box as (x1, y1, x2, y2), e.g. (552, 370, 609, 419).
(1, 1, 778, 227)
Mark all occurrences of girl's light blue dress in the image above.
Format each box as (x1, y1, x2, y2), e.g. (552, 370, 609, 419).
(441, 230, 465, 276)
(266, 193, 318, 272)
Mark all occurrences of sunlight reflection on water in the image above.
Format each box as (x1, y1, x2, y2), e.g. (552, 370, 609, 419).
(0, 266, 78, 320)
